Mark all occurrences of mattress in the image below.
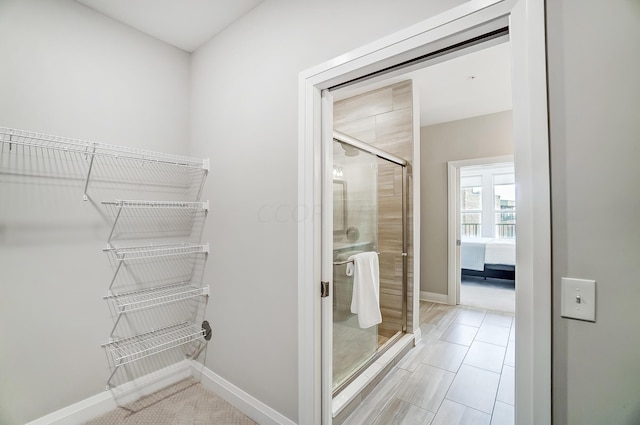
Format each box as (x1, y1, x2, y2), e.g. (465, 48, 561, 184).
(460, 237, 492, 271)
(484, 238, 516, 266)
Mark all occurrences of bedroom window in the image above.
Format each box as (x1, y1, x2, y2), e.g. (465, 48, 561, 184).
(460, 164, 515, 239)
(494, 180, 516, 238)
(461, 176, 482, 237)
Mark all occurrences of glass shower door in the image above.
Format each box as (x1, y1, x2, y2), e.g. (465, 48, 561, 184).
(332, 139, 378, 392)
(331, 138, 405, 393)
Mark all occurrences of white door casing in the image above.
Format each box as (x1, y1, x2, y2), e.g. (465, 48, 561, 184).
(448, 155, 514, 306)
(320, 90, 334, 423)
(298, 1, 551, 424)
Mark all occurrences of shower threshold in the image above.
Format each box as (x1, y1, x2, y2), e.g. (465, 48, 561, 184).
(332, 332, 415, 421)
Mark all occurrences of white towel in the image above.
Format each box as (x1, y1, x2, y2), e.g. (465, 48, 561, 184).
(346, 252, 382, 328)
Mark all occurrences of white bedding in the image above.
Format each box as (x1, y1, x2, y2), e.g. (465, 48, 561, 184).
(485, 238, 516, 265)
(461, 237, 492, 271)
(461, 237, 516, 270)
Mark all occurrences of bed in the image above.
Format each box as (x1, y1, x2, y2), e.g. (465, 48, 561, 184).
(461, 237, 515, 281)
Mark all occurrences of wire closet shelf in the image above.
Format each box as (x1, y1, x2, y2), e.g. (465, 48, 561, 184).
(0, 127, 209, 170)
(102, 321, 207, 389)
(103, 322, 205, 366)
(102, 200, 209, 247)
(104, 282, 210, 315)
(102, 200, 209, 209)
(104, 243, 210, 261)
(0, 126, 209, 201)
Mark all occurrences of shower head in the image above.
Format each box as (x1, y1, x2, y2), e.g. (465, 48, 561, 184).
(340, 141, 359, 157)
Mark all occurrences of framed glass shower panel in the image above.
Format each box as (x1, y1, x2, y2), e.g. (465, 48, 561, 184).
(331, 139, 405, 393)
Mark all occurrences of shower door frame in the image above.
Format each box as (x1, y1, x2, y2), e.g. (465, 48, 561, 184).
(299, 1, 551, 424)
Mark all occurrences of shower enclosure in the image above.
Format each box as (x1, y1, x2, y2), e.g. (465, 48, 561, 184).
(331, 131, 408, 395)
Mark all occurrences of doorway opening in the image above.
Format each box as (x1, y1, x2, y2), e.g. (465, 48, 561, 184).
(298, 2, 551, 424)
(455, 159, 516, 313)
(329, 35, 517, 424)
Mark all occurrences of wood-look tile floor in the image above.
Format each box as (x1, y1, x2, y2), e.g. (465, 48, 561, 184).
(460, 277, 515, 313)
(342, 301, 515, 425)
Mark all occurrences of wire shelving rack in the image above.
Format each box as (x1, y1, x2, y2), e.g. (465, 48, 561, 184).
(1, 125, 213, 392)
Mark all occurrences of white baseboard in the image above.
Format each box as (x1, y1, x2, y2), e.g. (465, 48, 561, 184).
(420, 291, 449, 304)
(110, 360, 193, 405)
(24, 391, 115, 425)
(26, 361, 192, 425)
(190, 361, 296, 425)
(26, 360, 293, 425)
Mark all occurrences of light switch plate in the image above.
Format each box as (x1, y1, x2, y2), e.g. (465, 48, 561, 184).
(561, 277, 596, 322)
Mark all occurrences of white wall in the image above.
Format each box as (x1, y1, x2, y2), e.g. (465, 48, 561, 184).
(0, 0, 190, 151)
(420, 111, 513, 295)
(547, 1, 640, 424)
(188, 0, 467, 421)
(0, 1, 190, 423)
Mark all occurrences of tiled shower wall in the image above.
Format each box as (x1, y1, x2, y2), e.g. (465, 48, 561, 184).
(334, 80, 415, 335)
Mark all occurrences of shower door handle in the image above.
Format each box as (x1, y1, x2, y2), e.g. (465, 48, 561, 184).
(321, 281, 330, 298)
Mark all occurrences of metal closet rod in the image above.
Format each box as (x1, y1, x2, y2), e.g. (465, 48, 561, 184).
(0, 126, 209, 170)
(333, 130, 407, 167)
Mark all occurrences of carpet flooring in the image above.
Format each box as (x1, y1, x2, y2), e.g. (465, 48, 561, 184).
(85, 378, 257, 425)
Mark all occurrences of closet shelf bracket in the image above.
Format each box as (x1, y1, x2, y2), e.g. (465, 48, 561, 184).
(83, 143, 97, 201)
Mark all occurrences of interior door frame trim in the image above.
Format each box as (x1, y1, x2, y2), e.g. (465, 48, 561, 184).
(298, 1, 551, 424)
(448, 155, 515, 306)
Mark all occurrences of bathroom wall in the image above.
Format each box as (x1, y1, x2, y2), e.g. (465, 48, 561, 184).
(188, 1, 467, 421)
(419, 111, 513, 296)
(0, 1, 191, 423)
(334, 147, 379, 249)
(547, 1, 640, 423)
(334, 80, 415, 336)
